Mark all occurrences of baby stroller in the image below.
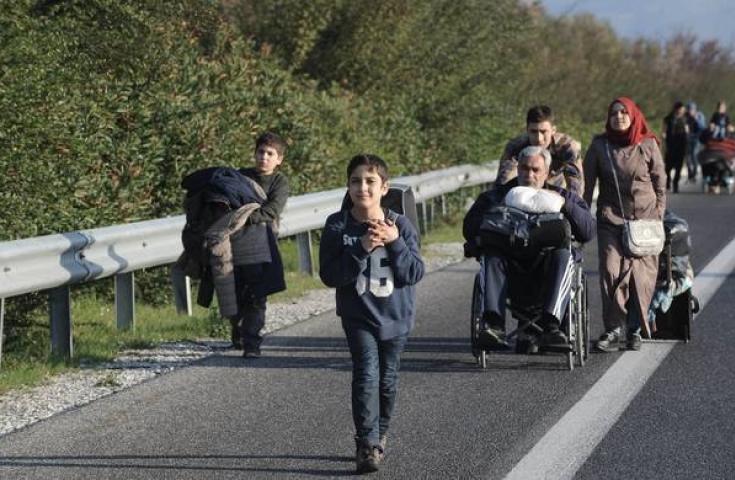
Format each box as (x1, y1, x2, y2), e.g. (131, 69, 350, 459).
(647, 210, 699, 341)
(697, 138, 735, 194)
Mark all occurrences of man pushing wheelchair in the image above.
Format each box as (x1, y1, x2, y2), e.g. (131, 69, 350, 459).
(463, 146, 596, 352)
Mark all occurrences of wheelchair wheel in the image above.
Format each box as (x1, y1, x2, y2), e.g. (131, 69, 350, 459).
(577, 269, 591, 366)
(562, 289, 575, 371)
(470, 273, 483, 362)
(574, 268, 587, 368)
(582, 272, 590, 362)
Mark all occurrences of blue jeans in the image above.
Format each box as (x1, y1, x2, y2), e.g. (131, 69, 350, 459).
(342, 320, 407, 448)
(686, 138, 699, 179)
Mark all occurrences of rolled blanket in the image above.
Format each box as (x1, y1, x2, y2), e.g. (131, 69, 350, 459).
(504, 186, 564, 213)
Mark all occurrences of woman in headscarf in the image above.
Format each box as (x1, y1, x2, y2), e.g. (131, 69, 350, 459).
(583, 97, 667, 352)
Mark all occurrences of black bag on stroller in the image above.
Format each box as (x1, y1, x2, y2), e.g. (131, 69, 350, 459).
(648, 210, 699, 341)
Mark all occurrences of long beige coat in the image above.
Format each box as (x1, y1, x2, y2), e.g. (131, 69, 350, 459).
(583, 135, 666, 336)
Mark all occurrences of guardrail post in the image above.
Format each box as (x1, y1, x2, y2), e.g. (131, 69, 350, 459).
(428, 198, 435, 229)
(440, 194, 447, 218)
(296, 231, 315, 276)
(0, 298, 5, 369)
(417, 203, 428, 236)
(115, 272, 135, 331)
(49, 286, 73, 359)
(171, 265, 192, 316)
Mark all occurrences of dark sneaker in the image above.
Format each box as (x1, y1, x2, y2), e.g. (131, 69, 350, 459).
(230, 325, 243, 350)
(626, 331, 642, 351)
(478, 328, 508, 349)
(540, 329, 568, 348)
(243, 345, 261, 359)
(355, 441, 380, 474)
(515, 333, 539, 354)
(595, 331, 622, 353)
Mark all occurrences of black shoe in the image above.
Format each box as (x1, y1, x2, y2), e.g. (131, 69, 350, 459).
(243, 345, 261, 359)
(539, 318, 569, 348)
(515, 333, 539, 354)
(595, 330, 622, 353)
(230, 325, 243, 350)
(540, 326, 568, 348)
(478, 328, 508, 349)
(355, 439, 380, 473)
(626, 331, 642, 351)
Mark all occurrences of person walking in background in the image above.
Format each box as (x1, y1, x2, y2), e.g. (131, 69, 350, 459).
(685, 101, 706, 183)
(661, 101, 689, 193)
(709, 100, 731, 139)
(319, 154, 424, 474)
(496, 105, 584, 196)
(236, 132, 290, 358)
(170, 132, 288, 358)
(583, 97, 666, 352)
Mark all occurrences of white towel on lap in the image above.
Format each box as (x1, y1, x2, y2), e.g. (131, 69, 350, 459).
(504, 186, 564, 213)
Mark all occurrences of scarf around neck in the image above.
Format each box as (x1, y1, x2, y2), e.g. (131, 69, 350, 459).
(605, 97, 658, 147)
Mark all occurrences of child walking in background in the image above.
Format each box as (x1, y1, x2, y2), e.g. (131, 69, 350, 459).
(319, 154, 424, 474)
(171, 132, 288, 359)
(236, 132, 290, 358)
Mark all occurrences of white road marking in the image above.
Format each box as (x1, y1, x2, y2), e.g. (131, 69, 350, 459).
(503, 236, 735, 480)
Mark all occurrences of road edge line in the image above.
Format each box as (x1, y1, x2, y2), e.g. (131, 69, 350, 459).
(502, 235, 735, 480)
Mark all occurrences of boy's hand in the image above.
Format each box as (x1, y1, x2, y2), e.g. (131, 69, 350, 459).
(361, 228, 385, 252)
(367, 219, 399, 244)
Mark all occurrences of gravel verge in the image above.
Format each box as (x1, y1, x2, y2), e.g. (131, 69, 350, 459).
(0, 242, 466, 437)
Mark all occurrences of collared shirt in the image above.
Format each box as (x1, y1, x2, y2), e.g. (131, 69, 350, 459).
(495, 132, 584, 197)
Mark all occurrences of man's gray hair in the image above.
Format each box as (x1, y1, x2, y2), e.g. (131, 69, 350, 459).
(518, 145, 551, 170)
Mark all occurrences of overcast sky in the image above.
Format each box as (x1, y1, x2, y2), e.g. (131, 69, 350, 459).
(538, 0, 735, 46)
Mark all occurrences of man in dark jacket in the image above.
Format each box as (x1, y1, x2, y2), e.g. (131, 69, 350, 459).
(464, 146, 596, 349)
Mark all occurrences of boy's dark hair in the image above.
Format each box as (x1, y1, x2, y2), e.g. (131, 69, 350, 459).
(255, 132, 287, 156)
(526, 105, 555, 125)
(346, 153, 389, 182)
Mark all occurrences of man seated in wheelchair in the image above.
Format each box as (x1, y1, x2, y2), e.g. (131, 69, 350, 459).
(463, 146, 596, 349)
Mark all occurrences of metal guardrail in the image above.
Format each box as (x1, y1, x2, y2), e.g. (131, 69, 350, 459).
(0, 162, 497, 360)
(276, 163, 496, 236)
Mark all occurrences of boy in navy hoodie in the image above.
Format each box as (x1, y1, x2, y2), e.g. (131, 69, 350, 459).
(319, 154, 424, 474)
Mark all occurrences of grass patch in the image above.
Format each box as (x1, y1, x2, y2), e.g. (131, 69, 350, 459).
(421, 213, 464, 245)
(0, 358, 68, 396)
(0, 297, 226, 393)
(69, 296, 219, 364)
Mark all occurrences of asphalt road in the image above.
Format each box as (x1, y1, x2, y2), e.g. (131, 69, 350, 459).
(0, 187, 734, 479)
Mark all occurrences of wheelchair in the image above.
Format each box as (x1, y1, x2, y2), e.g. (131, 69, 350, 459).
(467, 245, 590, 371)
